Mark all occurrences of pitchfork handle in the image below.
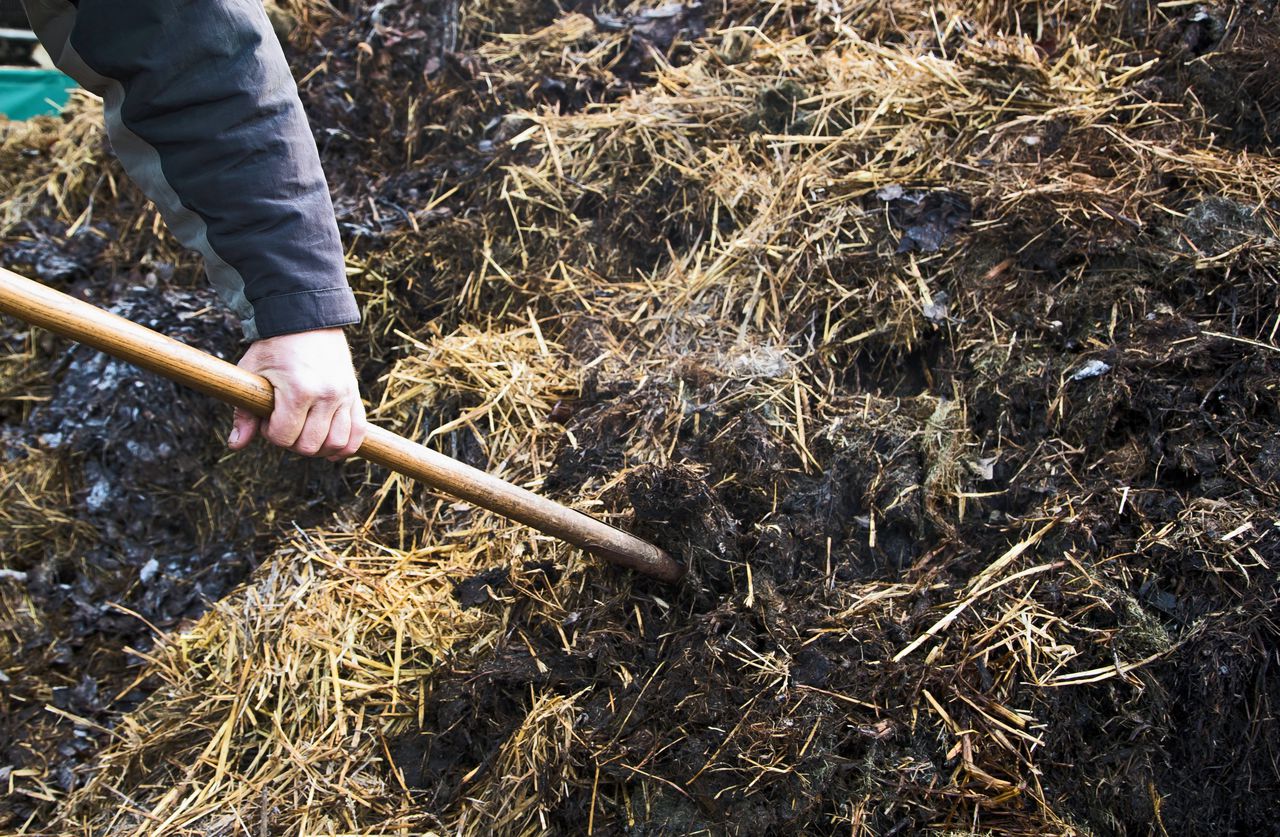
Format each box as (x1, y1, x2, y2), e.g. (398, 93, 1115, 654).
(0, 267, 684, 583)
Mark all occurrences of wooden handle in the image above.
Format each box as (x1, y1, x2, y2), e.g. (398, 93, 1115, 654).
(0, 267, 684, 583)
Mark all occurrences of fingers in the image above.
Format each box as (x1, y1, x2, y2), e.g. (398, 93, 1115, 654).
(347, 401, 368, 455)
(297, 401, 341, 457)
(261, 391, 308, 451)
(325, 401, 366, 463)
(266, 387, 338, 456)
(318, 401, 352, 459)
(233, 329, 365, 460)
(234, 389, 365, 460)
(228, 407, 260, 450)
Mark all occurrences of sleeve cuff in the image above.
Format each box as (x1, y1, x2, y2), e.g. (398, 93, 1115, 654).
(246, 286, 360, 339)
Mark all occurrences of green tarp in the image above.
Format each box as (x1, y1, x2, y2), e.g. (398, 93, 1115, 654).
(0, 67, 74, 119)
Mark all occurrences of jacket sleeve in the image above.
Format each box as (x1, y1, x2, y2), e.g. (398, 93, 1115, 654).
(22, 0, 359, 340)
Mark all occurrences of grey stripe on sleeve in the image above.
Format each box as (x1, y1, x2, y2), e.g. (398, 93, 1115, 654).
(23, 0, 262, 338)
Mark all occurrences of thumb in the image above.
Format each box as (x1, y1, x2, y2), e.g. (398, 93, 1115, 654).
(228, 408, 260, 451)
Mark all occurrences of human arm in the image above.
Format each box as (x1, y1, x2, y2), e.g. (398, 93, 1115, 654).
(23, 0, 366, 457)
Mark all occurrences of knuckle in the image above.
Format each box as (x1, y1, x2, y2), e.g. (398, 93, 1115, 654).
(289, 379, 327, 399)
(265, 419, 300, 448)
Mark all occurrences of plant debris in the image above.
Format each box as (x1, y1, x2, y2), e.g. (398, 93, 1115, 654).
(1, 1, 1278, 834)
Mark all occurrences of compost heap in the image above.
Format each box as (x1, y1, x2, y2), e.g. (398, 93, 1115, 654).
(2, 1, 1278, 834)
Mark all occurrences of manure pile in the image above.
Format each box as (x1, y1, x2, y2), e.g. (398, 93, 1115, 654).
(2, 1, 1279, 834)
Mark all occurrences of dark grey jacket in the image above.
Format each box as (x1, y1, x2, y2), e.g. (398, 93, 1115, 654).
(22, 0, 359, 339)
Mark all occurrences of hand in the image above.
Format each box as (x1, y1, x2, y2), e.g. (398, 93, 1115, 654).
(227, 328, 367, 461)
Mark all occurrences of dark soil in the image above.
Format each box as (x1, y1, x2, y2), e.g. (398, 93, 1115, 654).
(398, 338, 1278, 833)
(0, 250, 357, 824)
(370, 4, 1280, 834)
(3, 1, 1280, 834)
